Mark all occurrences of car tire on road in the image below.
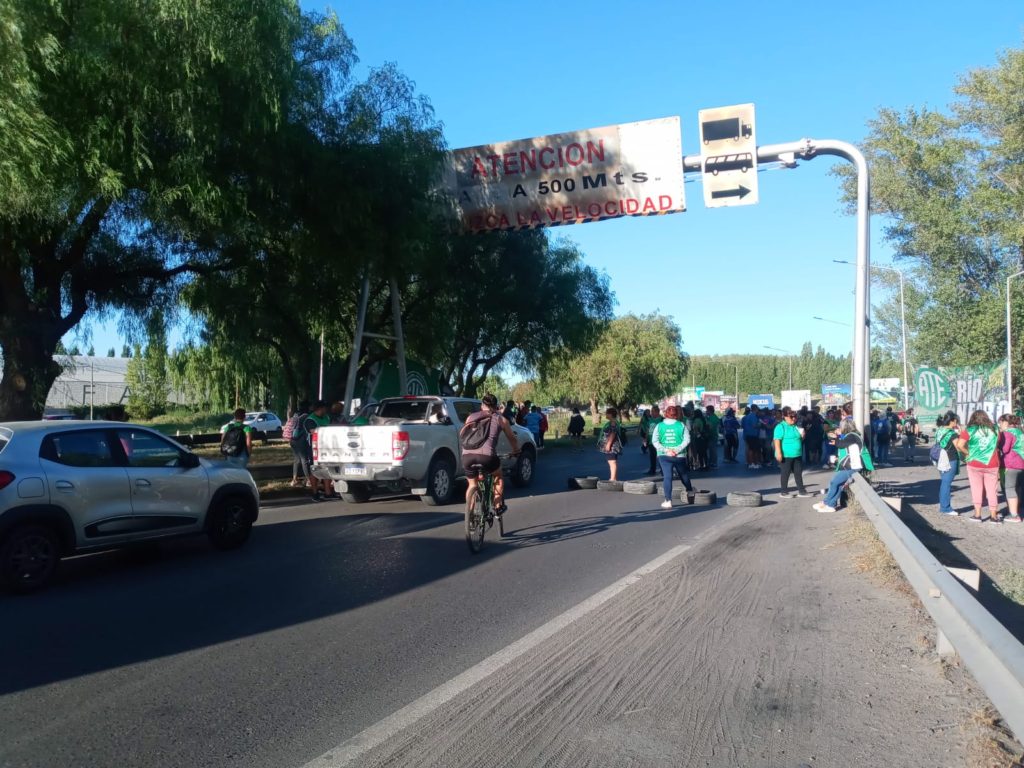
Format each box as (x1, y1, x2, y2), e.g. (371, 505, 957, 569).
(422, 455, 456, 506)
(511, 447, 535, 488)
(207, 494, 254, 550)
(693, 490, 717, 505)
(0, 524, 61, 593)
(575, 476, 599, 490)
(623, 480, 656, 495)
(340, 482, 372, 504)
(726, 491, 763, 508)
(597, 480, 624, 492)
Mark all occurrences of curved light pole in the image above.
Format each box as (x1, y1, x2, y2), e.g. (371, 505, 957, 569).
(1008, 270, 1024, 412)
(727, 362, 740, 407)
(764, 345, 793, 389)
(813, 316, 851, 327)
(835, 259, 909, 410)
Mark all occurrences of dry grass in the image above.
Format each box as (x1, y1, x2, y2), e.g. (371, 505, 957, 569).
(996, 568, 1024, 606)
(828, 510, 914, 597)
(193, 443, 292, 466)
(967, 707, 1024, 767)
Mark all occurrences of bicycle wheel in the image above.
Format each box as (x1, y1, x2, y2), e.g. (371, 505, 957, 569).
(465, 488, 486, 553)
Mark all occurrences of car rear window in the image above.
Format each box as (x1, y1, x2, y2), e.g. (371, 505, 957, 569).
(377, 400, 432, 421)
(0, 428, 11, 454)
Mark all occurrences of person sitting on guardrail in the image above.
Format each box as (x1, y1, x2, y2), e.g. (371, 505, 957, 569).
(814, 417, 873, 513)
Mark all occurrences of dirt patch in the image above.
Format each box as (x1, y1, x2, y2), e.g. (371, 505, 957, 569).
(828, 506, 915, 598)
(968, 706, 1024, 767)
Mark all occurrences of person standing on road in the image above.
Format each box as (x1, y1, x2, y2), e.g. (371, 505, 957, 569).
(721, 407, 740, 463)
(642, 405, 664, 475)
(741, 405, 761, 468)
(284, 400, 310, 487)
(773, 407, 813, 498)
(524, 405, 543, 446)
(304, 400, 333, 501)
(705, 405, 721, 469)
(902, 408, 919, 462)
(219, 408, 253, 468)
(653, 405, 694, 509)
(934, 411, 963, 516)
(567, 408, 585, 450)
(954, 410, 1002, 523)
(871, 409, 891, 466)
(998, 414, 1024, 523)
(814, 418, 871, 513)
(598, 407, 626, 482)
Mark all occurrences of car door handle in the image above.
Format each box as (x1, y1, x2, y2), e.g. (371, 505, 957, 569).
(55, 480, 74, 490)
(135, 479, 152, 488)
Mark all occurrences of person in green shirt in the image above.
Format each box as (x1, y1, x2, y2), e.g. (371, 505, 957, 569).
(704, 405, 721, 469)
(303, 400, 334, 501)
(773, 407, 813, 498)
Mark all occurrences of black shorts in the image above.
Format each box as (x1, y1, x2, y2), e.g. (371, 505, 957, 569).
(463, 454, 501, 475)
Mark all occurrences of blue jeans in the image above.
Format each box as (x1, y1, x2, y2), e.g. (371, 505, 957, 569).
(226, 453, 250, 469)
(876, 440, 890, 464)
(824, 469, 857, 508)
(658, 455, 694, 500)
(939, 458, 959, 513)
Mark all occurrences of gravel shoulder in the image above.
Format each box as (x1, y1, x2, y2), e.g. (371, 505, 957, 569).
(340, 496, 991, 768)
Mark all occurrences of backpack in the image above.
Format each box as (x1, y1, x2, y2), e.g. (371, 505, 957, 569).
(289, 413, 309, 443)
(220, 424, 247, 457)
(928, 441, 943, 465)
(461, 413, 497, 452)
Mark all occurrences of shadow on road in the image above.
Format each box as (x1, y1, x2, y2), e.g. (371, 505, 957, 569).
(0, 509, 512, 695)
(883, 472, 1024, 642)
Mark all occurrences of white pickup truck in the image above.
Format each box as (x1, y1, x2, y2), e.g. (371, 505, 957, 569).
(311, 396, 537, 506)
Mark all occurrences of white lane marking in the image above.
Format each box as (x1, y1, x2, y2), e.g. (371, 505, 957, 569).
(302, 543, 692, 768)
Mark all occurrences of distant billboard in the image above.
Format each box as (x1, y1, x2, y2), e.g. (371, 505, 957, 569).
(781, 389, 812, 409)
(448, 117, 685, 232)
(821, 384, 851, 405)
(748, 393, 775, 410)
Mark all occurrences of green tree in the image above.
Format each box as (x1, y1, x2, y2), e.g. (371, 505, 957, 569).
(0, 1, 353, 419)
(106, 347, 115, 358)
(121, 345, 132, 359)
(126, 316, 169, 419)
(547, 313, 687, 422)
(835, 45, 1024, 401)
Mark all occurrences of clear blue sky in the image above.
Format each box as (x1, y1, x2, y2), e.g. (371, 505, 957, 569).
(73, 1, 1024, 361)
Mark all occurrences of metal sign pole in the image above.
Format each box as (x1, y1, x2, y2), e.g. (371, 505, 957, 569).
(684, 137, 871, 434)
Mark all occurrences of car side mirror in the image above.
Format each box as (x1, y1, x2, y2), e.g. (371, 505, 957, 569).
(182, 452, 201, 469)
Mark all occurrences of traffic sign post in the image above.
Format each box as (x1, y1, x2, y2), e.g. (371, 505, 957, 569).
(699, 103, 758, 208)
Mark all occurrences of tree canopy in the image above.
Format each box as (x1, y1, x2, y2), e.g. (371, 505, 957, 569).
(834, 44, 1024, 401)
(0, 0, 354, 418)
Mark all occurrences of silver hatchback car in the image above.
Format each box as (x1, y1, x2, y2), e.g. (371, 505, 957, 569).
(0, 421, 260, 592)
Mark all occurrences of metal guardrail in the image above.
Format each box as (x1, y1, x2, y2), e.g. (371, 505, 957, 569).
(850, 473, 1024, 739)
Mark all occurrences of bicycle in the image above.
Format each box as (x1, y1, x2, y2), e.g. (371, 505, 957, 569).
(464, 453, 515, 553)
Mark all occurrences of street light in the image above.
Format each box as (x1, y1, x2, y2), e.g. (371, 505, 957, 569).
(1008, 270, 1024, 412)
(835, 259, 910, 410)
(727, 362, 739, 407)
(813, 316, 851, 327)
(764, 345, 793, 389)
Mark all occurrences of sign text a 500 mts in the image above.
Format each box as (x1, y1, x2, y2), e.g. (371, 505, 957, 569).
(448, 117, 685, 233)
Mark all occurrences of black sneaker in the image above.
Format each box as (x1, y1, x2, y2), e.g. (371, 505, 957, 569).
(494, 503, 508, 515)
(312, 492, 323, 502)
(779, 491, 794, 498)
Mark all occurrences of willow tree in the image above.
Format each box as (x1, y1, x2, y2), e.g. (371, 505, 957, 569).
(0, 1, 353, 418)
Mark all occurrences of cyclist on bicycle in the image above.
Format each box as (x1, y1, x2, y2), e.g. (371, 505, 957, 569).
(460, 393, 519, 516)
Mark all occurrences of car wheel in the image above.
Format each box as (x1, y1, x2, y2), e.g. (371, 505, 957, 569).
(0, 524, 61, 593)
(422, 455, 456, 506)
(207, 494, 254, 550)
(341, 482, 372, 504)
(511, 447, 535, 488)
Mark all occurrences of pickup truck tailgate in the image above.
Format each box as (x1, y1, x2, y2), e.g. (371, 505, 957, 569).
(316, 425, 396, 464)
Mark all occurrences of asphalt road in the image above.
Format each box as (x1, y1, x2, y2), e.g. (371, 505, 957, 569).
(0, 446, 812, 768)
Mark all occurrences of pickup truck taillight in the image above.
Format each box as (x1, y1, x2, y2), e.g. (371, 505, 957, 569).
(311, 430, 319, 462)
(392, 431, 410, 461)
